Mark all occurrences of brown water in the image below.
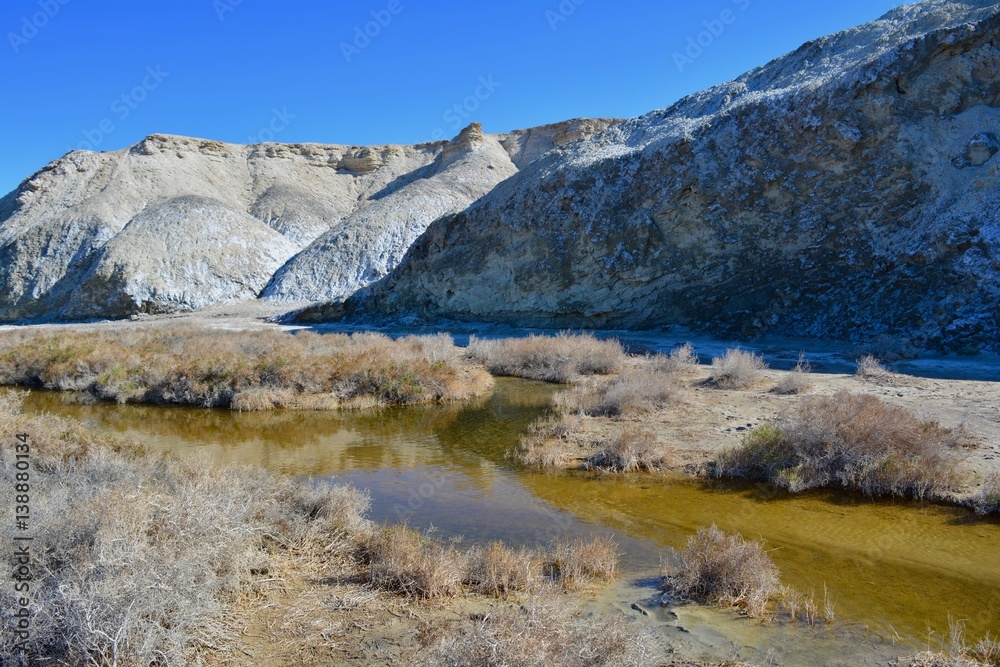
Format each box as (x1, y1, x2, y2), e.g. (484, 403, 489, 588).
(11, 380, 999, 645)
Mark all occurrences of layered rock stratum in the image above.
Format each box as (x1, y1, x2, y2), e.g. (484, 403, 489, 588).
(0, 119, 618, 320)
(303, 0, 1000, 353)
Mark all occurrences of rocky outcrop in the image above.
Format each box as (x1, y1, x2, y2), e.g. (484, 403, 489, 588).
(0, 120, 615, 320)
(308, 0, 1000, 353)
(260, 123, 518, 303)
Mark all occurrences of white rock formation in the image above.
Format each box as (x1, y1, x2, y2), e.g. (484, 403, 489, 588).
(0, 119, 618, 320)
(308, 0, 1000, 353)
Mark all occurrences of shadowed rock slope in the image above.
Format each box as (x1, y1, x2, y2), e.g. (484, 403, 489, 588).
(303, 0, 1000, 353)
(0, 119, 618, 320)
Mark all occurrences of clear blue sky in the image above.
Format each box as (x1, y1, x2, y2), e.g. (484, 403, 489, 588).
(0, 0, 905, 196)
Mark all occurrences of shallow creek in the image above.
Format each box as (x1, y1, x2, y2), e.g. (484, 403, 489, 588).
(12, 378, 999, 653)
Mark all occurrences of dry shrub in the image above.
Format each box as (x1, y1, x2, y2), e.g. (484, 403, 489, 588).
(585, 428, 675, 473)
(663, 525, 779, 619)
(715, 391, 962, 499)
(511, 413, 586, 469)
(465, 542, 542, 596)
(361, 524, 466, 599)
(773, 352, 812, 395)
(597, 368, 680, 417)
(970, 475, 1000, 516)
(548, 536, 620, 587)
(897, 621, 1000, 667)
(655, 342, 699, 373)
(709, 349, 768, 389)
(0, 393, 370, 666)
(466, 332, 625, 383)
(856, 354, 893, 380)
(0, 327, 492, 410)
(417, 591, 655, 667)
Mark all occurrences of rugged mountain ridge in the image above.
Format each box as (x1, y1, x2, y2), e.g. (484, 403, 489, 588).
(0, 118, 619, 320)
(304, 0, 1000, 353)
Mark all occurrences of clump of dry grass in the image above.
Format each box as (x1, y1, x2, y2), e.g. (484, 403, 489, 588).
(0, 392, 371, 666)
(0, 327, 492, 410)
(511, 413, 587, 469)
(773, 352, 812, 395)
(969, 475, 1000, 516)
(895, 620, 1000, 667)
(360, 524, 466, 600)
(547, 536, 620, 588)
(776, 585, 837, 626)
(856, 354, 894, 381)
(466, 332, 625, 383)
(465, 542, 542, 596)
(417, 590, 656, 667)
(662, 525, 779, 619)
(585, 427, 675, 473)
(654, 343, 700, 374)
(709, 349, 768, 389)
(715, 391, 962, 499)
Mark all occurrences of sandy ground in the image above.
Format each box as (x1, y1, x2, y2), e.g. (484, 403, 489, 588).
(561, 362, 1000, 498)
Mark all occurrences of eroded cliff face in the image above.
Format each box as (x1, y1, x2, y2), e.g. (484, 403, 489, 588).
(0, 119, 618, 320)
(312, 0, 1000, 353)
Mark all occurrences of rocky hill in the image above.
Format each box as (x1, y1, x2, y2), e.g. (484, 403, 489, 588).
(302, 0, 1000, 353)
(0, 119, 619, 320)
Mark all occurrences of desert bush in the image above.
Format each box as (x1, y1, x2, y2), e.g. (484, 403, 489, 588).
(417, 590, 655, 667)
(585, 428, 675, 473)
(773, 352, 812, 395)
(856, 354, 893, 380)
(547, 536, 620, 587)
(655, 342, 699, 373)
(969, 475, 1000, 516)
(596, 368, 680, 417)
(361, 524, 466, 599)
(709, 349, 768, 389)
(0, 327, 492, 410)
(662, 525, 779, 619)
(715, 392, 962, 499)
(467, 332, 625, 383)
(0, 393, 370, 666)
(465, 542, 542, 596)
(511, 413, 586, 469)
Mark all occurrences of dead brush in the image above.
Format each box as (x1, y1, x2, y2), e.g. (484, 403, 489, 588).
(969, 474, 1000, 516)
(715, 391, 963, 500)
(856, 354, 893, 380)
(662, 525, 780, 619)
(0, 394, 371, 666)
(466, 332, 625, 383)
(510, 413, 586, 469)
(709, 349, 769, 390)
(465, 542, 542, 596)
(360, 524, 466, 599)
(547, 535, 620, 588)
(416, 589, 655, 667)
(0, 327, 492, 410)
(585, 428, 675, 473)
(773, 352, 812, 395)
